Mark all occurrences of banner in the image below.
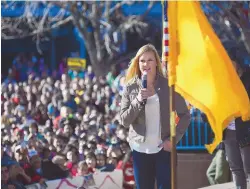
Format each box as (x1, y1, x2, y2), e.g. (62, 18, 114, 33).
(26, 170, 123, 189)
(67, 58, 86, 70)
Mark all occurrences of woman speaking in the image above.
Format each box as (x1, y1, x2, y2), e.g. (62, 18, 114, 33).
(120, 44, 190, 189)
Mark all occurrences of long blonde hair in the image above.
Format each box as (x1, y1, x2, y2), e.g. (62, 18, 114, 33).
(125, 44, 164, 83)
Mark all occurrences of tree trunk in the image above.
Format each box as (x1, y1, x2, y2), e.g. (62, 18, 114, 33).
(88, 52, 111, 76)
(83, 35, 111, 76)
(70, 14, 111, 76)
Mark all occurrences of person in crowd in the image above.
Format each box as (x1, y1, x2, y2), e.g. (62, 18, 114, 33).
(66, 150, 79, 176)
(8, 163, 31, 185)
(2, 146, 18, 167)
(52, 155, 67, 169)
(61, 90, 77, 112)
(120, 44, 191, 189)
(223, 44, 250, 189)
(86, 66, 95, 80)
(206, 142, 230, 185)
(96, 153, 106, 170)
(13, 145, 29, 168)
(77, 161, 89, 176)
(116, 152, 135, 189)
(24, 153, 46, 185)
(2, 165, 26, 189)
(42, 154, 69, 180)
(106, 64, 120, 87)
(85, 153, 97, 173)
(28, 122, 46, 143)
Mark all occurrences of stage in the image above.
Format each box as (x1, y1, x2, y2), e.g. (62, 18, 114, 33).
(199, 182, 241, 189)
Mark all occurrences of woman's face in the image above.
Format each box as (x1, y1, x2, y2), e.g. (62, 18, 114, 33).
(139, 51, 157, 81)
(15, 150, 24, 162)
(17, 132, 24, 141)
(63, 125, 73, 136)
(96, 155, 106, 167)
(117, 129, 127, 141)
(29, 126, 37, 135)
(78, 163, 88, 176)
(86, 157, 96, 168)
(67, 151, 73, 161)
(120, 143, 130, 154)
(78, 164, 88, 176)
(107, 157, 117, 167)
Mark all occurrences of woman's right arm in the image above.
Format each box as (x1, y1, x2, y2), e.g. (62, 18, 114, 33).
(120, 85, 144, 127)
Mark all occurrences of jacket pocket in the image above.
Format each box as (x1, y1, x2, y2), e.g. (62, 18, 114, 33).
(128, 127, 145, 143)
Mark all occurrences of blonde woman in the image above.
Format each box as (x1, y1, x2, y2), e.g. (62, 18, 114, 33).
(120, 44, 190, 189)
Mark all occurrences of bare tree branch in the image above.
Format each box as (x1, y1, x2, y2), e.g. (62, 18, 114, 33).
(140, 1, 155, 20)
(108, 1, 134, 15)
(1, 1, 155, 75)
(2, 16, 72, 40)
(202, 2, 250, 53)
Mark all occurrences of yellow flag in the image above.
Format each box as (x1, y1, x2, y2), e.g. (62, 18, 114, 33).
(168, 1, 250, 153)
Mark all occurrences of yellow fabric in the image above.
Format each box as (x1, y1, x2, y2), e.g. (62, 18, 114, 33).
(168, 1, 250, 153)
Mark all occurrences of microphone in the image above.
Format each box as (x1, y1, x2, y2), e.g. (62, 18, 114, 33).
(142, 71, 147, 89)
(141, 71, 147, 105)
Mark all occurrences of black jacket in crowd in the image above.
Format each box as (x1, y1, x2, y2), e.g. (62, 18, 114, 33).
(235, 70, 250, 148)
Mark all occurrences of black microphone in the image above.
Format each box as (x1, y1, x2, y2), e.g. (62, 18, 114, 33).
(142, 72, 147, 105)
(142, 72, 147, 89)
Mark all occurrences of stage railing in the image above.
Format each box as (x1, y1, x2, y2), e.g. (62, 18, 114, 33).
(177, 109, 213, 150)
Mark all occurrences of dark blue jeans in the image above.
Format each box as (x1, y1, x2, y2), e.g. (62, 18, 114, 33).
(132, 149, 171, 189)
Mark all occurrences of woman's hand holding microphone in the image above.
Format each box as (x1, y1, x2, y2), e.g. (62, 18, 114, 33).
(137, 71, 156, 103)
(137, 86, 156, 103)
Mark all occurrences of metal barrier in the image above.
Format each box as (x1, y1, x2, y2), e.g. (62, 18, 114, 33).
(177, 109, 213, 150)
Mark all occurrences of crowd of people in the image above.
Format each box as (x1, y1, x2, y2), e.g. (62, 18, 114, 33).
(1, 54, 134, 189)
(2, 48, 250, 189)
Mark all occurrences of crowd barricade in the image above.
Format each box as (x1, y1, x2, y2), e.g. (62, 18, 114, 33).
(25, 170, 123, 189)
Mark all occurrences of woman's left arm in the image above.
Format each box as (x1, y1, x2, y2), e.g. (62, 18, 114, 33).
(174, 92, 191, 143)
